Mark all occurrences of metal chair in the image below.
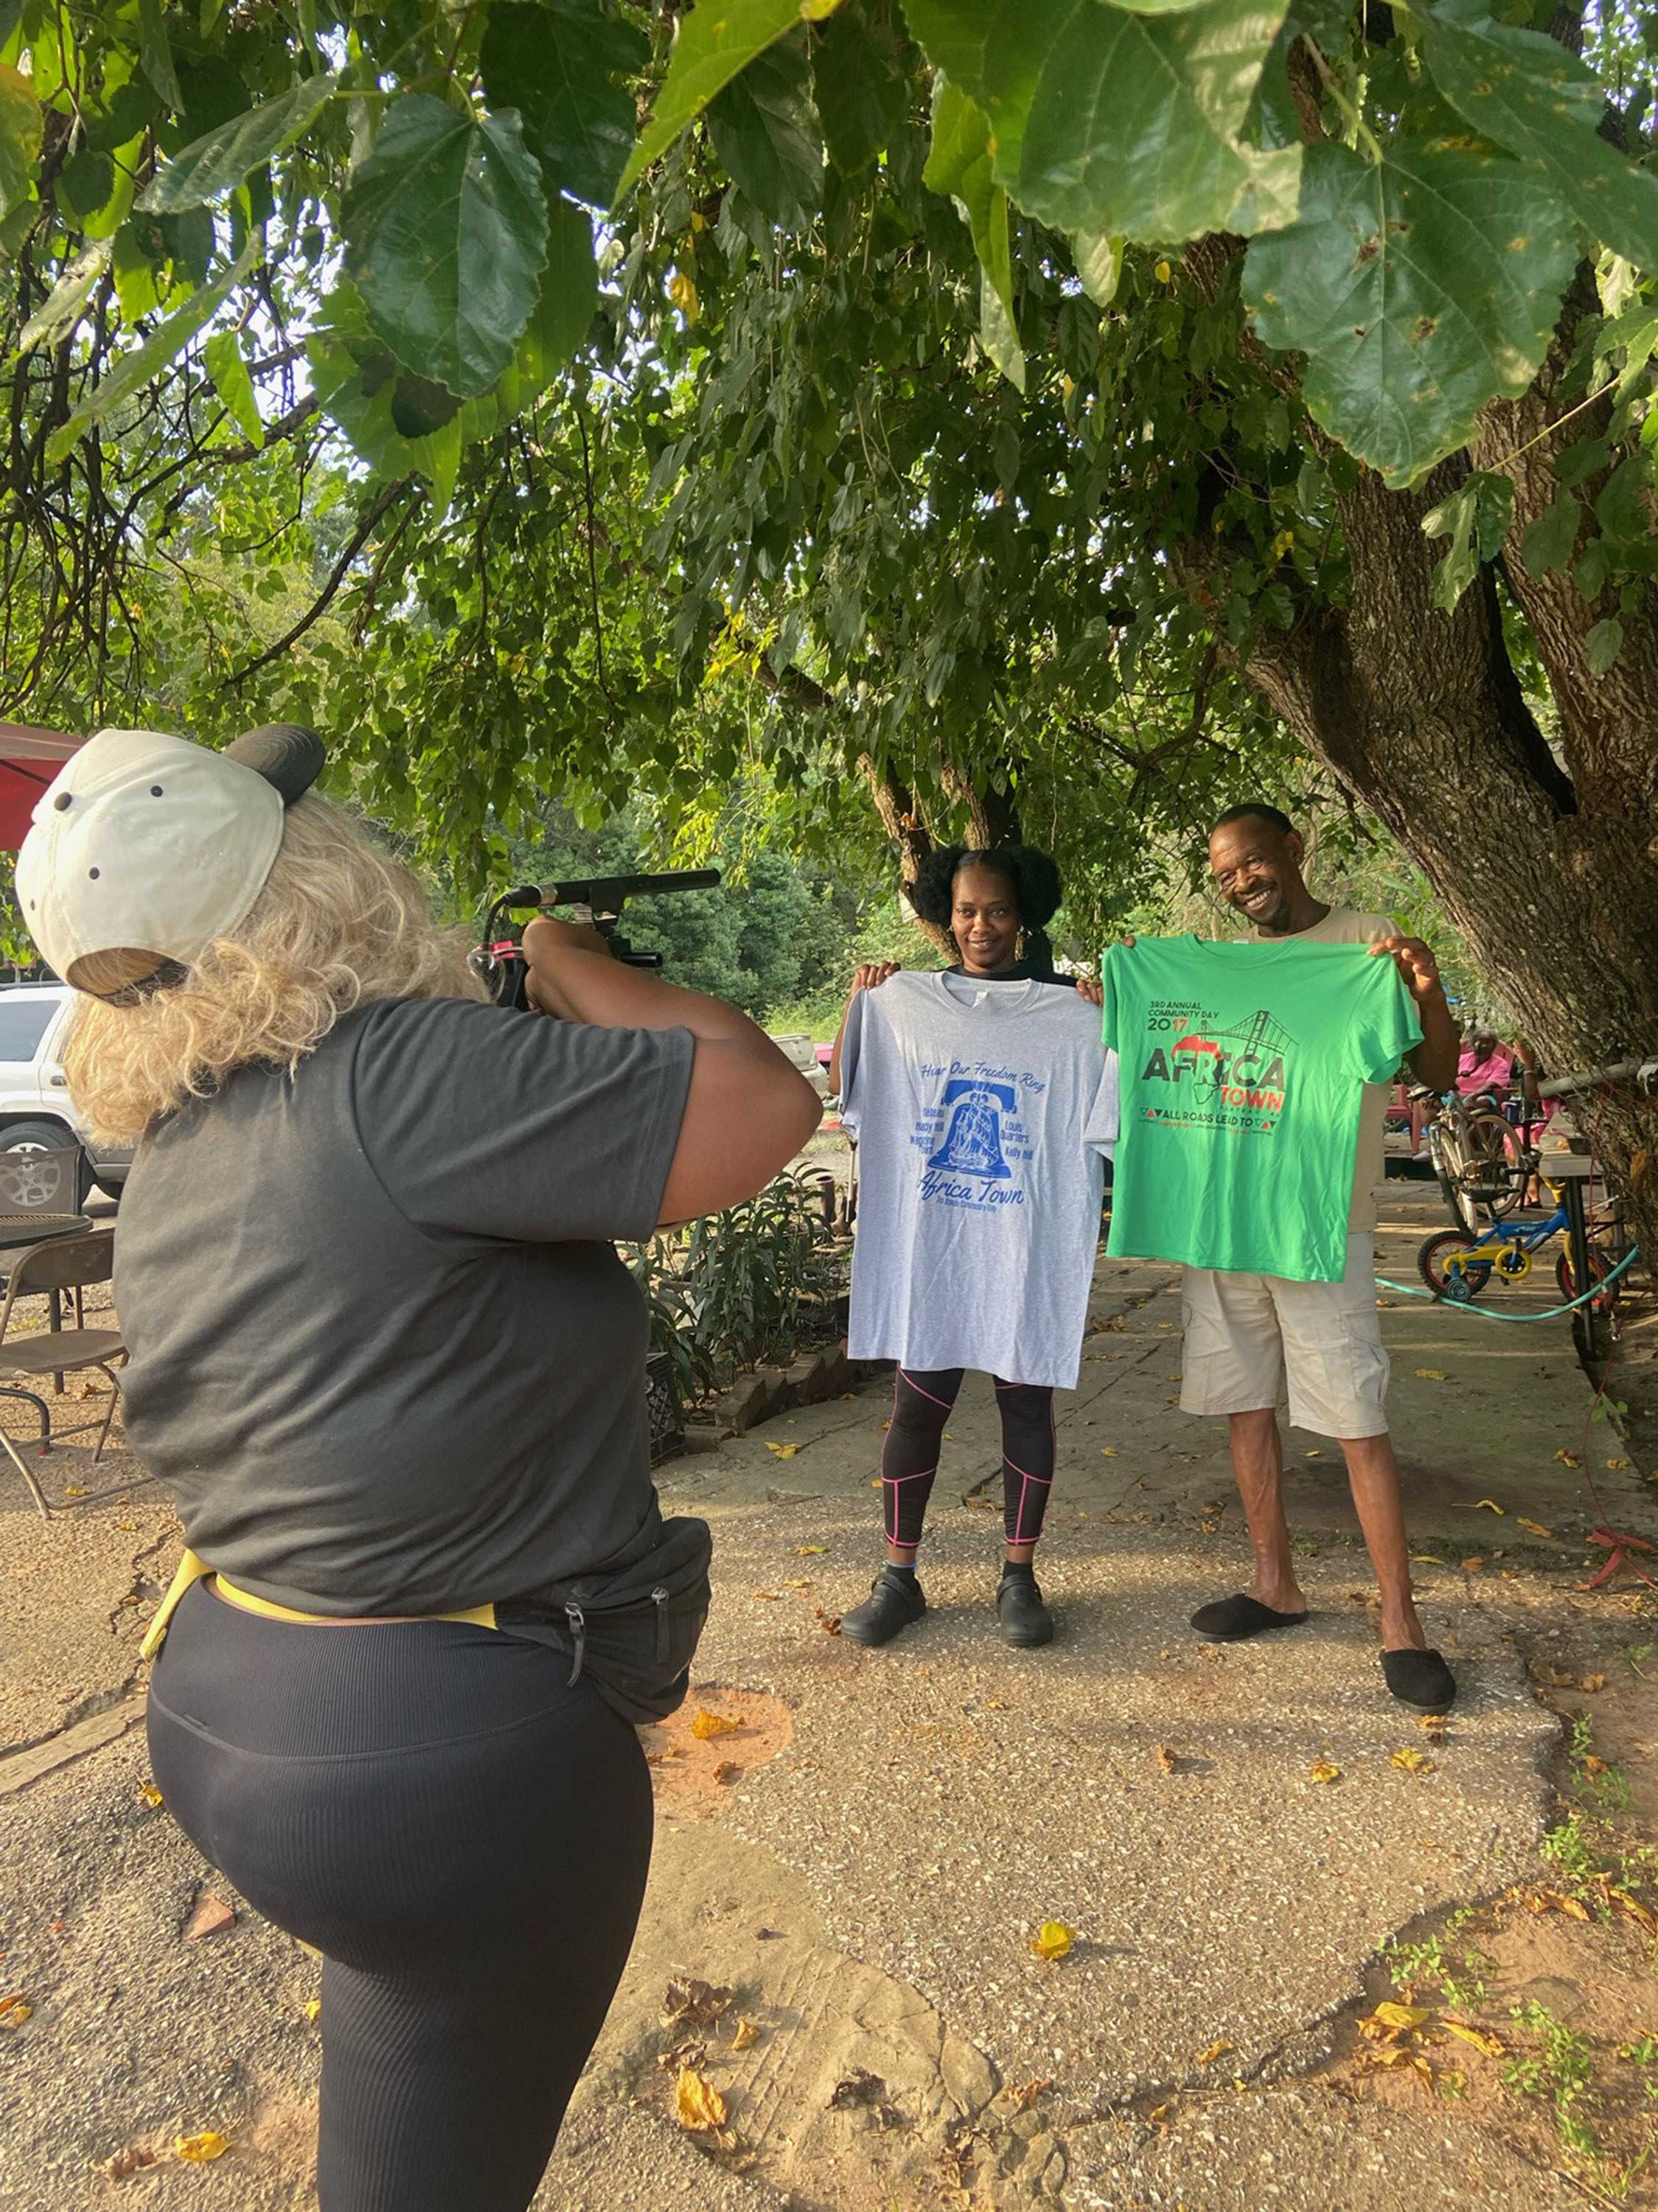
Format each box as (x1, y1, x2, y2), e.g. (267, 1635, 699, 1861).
(0, 1228, 135, 1517)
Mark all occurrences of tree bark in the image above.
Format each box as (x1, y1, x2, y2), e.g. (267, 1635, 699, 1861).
(1219, 444, 1658, 1279)
(857, 751, 952, 956)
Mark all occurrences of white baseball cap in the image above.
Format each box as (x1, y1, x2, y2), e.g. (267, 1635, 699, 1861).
(16, 724, 325, 997)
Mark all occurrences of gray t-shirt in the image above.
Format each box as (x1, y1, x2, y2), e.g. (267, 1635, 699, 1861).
(840, 973, 1118, 1389)
(115, 996, 694, 1615)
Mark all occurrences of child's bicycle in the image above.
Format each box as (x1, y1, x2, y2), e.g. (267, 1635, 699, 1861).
(1418, 1194, 1625, 1311)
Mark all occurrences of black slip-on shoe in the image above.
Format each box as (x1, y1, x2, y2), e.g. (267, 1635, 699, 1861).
(996, 1574, 1054, 1648)
(1190, 1592, 1311, 1641)
(840, 1568, 927, 1647)
(1382, 1646, 1457, 1712)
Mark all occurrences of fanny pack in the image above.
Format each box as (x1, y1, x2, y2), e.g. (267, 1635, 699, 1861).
(144, 1509, 713, 1730)
(501, 1509, 713, 1725)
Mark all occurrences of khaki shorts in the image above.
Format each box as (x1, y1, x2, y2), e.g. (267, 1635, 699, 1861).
(1180, 1234, 1390, 1439)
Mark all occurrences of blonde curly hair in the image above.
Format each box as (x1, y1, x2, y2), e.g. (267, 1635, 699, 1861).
(63, 795, 488, 1144)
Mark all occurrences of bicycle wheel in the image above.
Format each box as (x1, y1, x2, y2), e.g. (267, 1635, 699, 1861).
(1556, 1245, 1614, 1314)
(1456, 1111, 1530, 1220)
(1418, 1230, 1494, 1301)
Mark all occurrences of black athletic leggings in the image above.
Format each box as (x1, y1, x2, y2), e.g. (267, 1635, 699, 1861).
(882, 1366, 1056, 1548)
(147, 1579, 652, 2212)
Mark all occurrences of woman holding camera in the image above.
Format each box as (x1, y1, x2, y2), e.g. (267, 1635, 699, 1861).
(828, 844, 1115, 1651)
(18, 725, 818, 2212)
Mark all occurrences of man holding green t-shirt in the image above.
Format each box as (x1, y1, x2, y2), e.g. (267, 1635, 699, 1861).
(1182, 803, 1460, 1712)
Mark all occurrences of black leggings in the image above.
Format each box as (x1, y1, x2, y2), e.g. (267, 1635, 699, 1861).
(882, 1366, 1056, 1549)
(147, 1579, 652, 2212)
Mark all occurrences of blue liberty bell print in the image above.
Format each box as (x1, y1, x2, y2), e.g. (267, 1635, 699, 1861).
(927, 1079, 1016, 1180)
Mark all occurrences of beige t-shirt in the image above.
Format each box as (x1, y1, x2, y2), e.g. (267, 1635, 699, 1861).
(1247, 905, 1398, 1233)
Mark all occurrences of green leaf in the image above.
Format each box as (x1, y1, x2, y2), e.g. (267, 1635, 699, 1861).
(1421, 469, 1512, 612)
(518, 192, 598, 383)
(1071, 227, 1123, 307)
(614, 0, 846, 202)
(478, 0, 647, 210)
(1585, 616, 1623, 677)
(45, 238, 257, 463)
(706, 29, 823, 226)
(1517, 487, 1581, 579)
(138, 0, 182, 113)
(0, 61, 40, 220)
(14, 240, 111, 358)
(1595, 455, 1651, 543)
(1243, 140, 1577, 488)
(203, 328, 262, 444)
(906, 0, 1300, 244)
(924, 78, 1024, 388)
(141, 72, 338, 213)
(344, 95, 548, 399)
(1422, 0, 1658, 273)
(812, 2, 908, 176)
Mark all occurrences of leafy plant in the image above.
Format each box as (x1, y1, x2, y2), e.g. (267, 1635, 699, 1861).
(1503, 2001, 1599, 2161)
(628, 1169, 843, 1405)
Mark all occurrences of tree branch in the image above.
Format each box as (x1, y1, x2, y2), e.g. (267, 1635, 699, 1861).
(223, 476, 419, 689)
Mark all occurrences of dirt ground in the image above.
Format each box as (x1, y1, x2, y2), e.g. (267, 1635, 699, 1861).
(1, 1168, 1655, 2211)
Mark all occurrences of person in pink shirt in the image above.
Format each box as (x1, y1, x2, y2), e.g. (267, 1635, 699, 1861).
(1456, 1028, 1515, 1100)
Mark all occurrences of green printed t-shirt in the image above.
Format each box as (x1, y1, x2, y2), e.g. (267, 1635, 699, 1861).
(1099, 936, 1422, 1282)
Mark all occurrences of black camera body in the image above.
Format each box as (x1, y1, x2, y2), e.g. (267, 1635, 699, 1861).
(470, 871, 722, 1009)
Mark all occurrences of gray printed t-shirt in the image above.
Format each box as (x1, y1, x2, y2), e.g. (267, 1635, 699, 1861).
(115, 996, 694, 1615)
(839, 973, 1118, 1389)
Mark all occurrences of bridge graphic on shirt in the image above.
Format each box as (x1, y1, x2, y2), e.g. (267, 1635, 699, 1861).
(1171, 1006, 1296, 1060)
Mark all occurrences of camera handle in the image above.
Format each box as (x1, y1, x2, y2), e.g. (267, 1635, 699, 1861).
(469, 871, 722, 1009)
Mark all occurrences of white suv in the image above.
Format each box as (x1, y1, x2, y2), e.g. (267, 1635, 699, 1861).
(0, 984, 130, 1212)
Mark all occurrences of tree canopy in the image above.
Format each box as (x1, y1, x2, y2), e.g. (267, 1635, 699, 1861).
(4, 0, 1658, 1243)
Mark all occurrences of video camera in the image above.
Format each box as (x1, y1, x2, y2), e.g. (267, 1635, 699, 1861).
(468, 870, 722, 1010)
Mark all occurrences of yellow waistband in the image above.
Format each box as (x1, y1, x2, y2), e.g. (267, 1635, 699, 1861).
(141, 1550, 497, 1661)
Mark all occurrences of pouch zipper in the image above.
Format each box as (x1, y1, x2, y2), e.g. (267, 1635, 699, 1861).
(564, 1601, 586, 1687)
(651, 1585, 669, 1664)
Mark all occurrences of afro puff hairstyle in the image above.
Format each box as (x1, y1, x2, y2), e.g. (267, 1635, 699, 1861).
(905, 844, 1065, 977)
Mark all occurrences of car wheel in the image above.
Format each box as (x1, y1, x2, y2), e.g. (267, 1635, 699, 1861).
(0, 1124, 91, 1214)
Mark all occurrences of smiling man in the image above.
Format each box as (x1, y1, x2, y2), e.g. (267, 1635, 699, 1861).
(1184, 802, 1461, 1710)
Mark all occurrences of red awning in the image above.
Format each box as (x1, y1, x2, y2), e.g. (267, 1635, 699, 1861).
(0, 724, 84, 852)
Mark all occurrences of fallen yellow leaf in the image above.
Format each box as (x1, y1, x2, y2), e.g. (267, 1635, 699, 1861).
(1308, 1758, 1342, 1784)
(1515, 1517, 1554, 1539)
(0, 1994, 32, 2028)
(1411, 1554, 1444, 1565)
(792, 1545, 826, 1556)
(1522, 1888, 1591, 1921)
(731, 2017, 759, 2051)
(1415, 1369, 1451, 1382)
(1609, 1888, 1658, 1935)
(302, 1999, 321, 2023)
(750, 1589, 781, 1601)
(1390, 1748, 1434, 1775)
(1365, 2001, 1432, 2036)
(1030, 1921, 1075, 1961)
(1553, 1450, 1581, 1468)
(1460, 1557, 1485, 1571)
(1443, 2019, 1505, 2057)
(675, 2065, 728, 2132)
(175, 2132, 230, 2162)
(1155, 1746, 1177, 1775)
(137, 1784, 164, 1808)
(1099, 1446, 1118, 1458)
(1473, 1498, 1505, 1514)
(1580, 1673, 1606, 1691)
(1605, 1458, 1630, 1472)
(1146, 2099, 1173, 2126)
(1194, 2039, 1233, 2065)
(765, 1441, 800, 1459)
(689, 1710, 741, 1740)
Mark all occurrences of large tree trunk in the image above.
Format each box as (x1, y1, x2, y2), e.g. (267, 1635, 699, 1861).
(1221, 332, 1658, 1278)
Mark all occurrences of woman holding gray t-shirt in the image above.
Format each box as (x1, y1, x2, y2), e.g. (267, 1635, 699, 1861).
(17, 724, 819, 2212)
(828, 844, 1116, 1653)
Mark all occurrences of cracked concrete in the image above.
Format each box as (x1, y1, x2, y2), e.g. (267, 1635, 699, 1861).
(0, 1178, 1649, 2209)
